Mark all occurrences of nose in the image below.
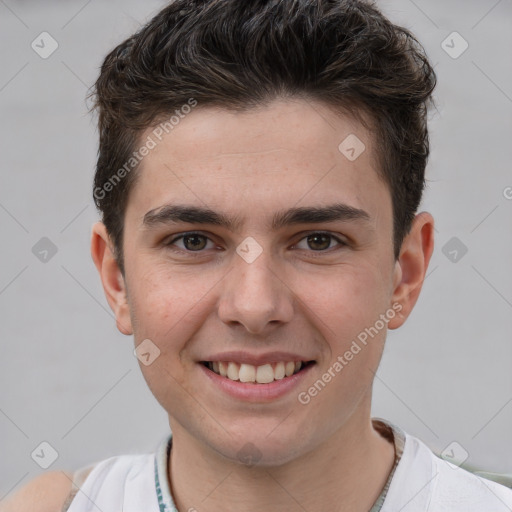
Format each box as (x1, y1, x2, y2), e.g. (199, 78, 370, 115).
(217, 247, 294, 335)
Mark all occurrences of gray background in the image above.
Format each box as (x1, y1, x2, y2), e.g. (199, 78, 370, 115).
(1, 0, 511, 499)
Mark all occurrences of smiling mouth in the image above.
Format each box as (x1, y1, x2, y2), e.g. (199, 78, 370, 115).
(201, 360, 315, 384)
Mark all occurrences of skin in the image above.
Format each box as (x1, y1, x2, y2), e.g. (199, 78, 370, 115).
(0, 471, 74, 512)
(88, 98, 434, 512)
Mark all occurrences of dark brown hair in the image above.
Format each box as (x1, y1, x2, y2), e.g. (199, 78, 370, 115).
(89, 0, 436, 274)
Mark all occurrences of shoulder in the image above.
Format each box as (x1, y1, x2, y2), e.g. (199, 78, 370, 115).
(0, 471, 75, 512)
(381, 426, 512, 512)
(430, 451, 512, 510)
(404, 432, 512, 511)
(1, 449, 157, 512)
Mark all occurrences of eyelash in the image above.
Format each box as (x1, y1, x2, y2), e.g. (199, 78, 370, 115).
(164, 231, 347, 256)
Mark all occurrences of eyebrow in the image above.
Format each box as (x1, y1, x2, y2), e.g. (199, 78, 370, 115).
(142, 202, 371, 232)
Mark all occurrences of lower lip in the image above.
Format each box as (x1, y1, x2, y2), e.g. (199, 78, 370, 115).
(199, 363, 315, 402)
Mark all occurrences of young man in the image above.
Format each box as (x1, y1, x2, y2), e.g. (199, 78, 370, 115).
(6, 0, 512, 511)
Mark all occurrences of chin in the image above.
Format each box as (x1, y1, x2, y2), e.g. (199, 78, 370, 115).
(209, 423, 313, 468)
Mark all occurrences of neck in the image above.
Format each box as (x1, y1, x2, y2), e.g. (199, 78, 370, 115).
(167, 410, 396, 512)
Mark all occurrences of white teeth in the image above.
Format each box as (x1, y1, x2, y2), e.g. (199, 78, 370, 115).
(227, 362, 239, 380)
(239, 363, 256, 382)
(218, 361, 228, 377)
(256, 364, 274, 384)
(207, 360, 308, 383)
(274, 361, 285, 380)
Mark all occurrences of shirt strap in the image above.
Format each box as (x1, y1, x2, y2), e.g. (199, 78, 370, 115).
(60, 463, 97, 512)
(369, 417, 406, 512)
(154, 434, 176, 512)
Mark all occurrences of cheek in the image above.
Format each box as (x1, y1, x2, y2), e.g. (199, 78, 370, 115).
(127, 261, 223, 394)
(295, 268, 389, 419)
(127, 267, 207, 413)
(302, 263, 388, 347)
(126, 268, 193, 384)
(128, 261, 205, 335)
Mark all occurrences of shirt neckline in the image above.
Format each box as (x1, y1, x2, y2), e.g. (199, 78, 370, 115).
(154, 435, 175, 512)
(154, 417, 406, 512)
(369, 417, 407, 511)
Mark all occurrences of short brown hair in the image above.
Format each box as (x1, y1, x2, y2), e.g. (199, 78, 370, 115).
(89, 0, 436, 274)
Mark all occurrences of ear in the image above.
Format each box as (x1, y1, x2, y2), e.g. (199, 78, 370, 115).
(387, 212, 435, 330)
(90, 222, 133, 335)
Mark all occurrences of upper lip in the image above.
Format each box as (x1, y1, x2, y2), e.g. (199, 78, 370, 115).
(199, 351, 316, 366)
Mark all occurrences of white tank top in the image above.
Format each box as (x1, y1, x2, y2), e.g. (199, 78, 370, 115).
(64, 434, 175, 512)
(63, 418, 512, 511)
(63, 419, 403, 512)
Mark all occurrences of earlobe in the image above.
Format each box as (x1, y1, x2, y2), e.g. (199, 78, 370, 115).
(387, 212, 435, 330)
(90, 222, 133, 336)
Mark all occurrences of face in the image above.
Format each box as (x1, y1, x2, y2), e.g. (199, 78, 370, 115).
(93, 98, 431, 466)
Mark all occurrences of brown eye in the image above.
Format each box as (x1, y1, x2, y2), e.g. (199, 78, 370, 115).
(306, 233, 331, 250)
(294, 232, 346, 252)
(181, 234, 207, 251)
(166, 232, 214, 252)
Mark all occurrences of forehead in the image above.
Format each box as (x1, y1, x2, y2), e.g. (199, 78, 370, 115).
(126, 98, 390, 232)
